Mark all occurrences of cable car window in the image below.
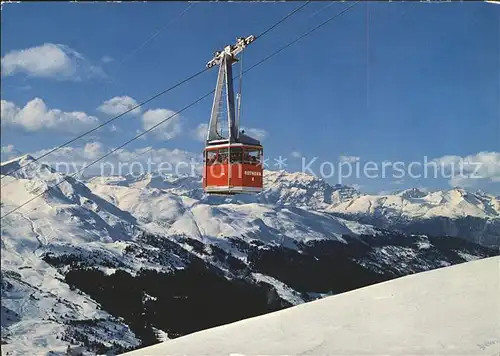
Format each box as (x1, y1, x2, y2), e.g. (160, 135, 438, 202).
(218, 148, 229, 163)
(206, 151, 217, 165)
(230, 147, 243, 163)
(244, 148, 261, 165)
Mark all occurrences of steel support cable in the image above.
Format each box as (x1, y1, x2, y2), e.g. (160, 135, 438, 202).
(243, 1, 360, 75)
(1, 2, 312, 184)
(308, 1, 335, 20)
(93, 3, 199, 99)
(120, 3, 196, 65)
(1, 2, 359, 220)
(105, 2, 198, 90)
(255, 1, 311, 39)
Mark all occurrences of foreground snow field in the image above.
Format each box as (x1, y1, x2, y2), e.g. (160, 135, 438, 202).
(123, 256, 500, 356)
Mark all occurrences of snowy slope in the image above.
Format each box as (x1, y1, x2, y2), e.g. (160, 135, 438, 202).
(1, 223, 140, 356)
(1, 155, 140, 244)
(0, 157, 146, 355)
(123, 256, 500, 356)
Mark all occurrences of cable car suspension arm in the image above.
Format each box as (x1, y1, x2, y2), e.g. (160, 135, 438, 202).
(206, 35, 255, 143)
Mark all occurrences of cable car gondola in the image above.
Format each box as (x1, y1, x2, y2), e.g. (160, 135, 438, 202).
(203, 35, 263, 195)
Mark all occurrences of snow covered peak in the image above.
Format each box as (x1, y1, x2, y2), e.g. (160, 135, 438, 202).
(1, 153, 36, 166)
(264, 170, 320, 184)
(0, 154, 44, 178)
(1, 153, 93, 206)
(88, 172, 201, 192)
(396, 187, 429, 199)
(1, 155, 139, 246)
(260, 170, 360, 209)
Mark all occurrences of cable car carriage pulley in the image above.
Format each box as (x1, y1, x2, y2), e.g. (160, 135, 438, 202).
(203, 35, 264, 195)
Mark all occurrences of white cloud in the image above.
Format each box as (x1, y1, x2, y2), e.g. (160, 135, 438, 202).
(1, 144, 23, 162)
(0, 100, 19, 122)
(98, 96, 141, 116)
(17, 85, 32, 91)
(141, 108, 182, 140)
(191, 123, 208, 142)
(390, 179, 405, 185)
(378, 189, 397, 195)
(1, 144, 16, 154)
(241, 127, 268, 141)
(291, 151, 302, 158)
(339, 155, 360, 163)
(430, 151, 500, 189)
(1, 98, 99, 134)
(83, 142, 105, 160)
(101, 56, 114, 64)
(351, 183, 363, 191)
(1, 43, 104, 81)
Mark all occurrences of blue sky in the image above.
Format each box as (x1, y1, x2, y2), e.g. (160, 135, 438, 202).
(1, 1, 499, 194)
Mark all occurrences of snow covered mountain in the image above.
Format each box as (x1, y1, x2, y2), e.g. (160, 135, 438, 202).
(326, 186, 500, 247)
(88, 169, 500, 246)
(122, 256, 500, 356)
(88, 170, 500, 239)
(329, 186, 499, 221)
(1, 155, 499, 355)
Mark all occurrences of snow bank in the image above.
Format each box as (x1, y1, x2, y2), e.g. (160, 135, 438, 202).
(122, 256, 500, 356)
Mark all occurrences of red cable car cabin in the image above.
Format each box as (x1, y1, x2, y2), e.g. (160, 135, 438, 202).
(202, 34, 264, 195)
(203, 140, 263, 195)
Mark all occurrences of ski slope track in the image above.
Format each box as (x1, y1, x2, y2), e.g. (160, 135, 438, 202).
(1, 155, 499, 355)
(122, 256, 500, 356)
